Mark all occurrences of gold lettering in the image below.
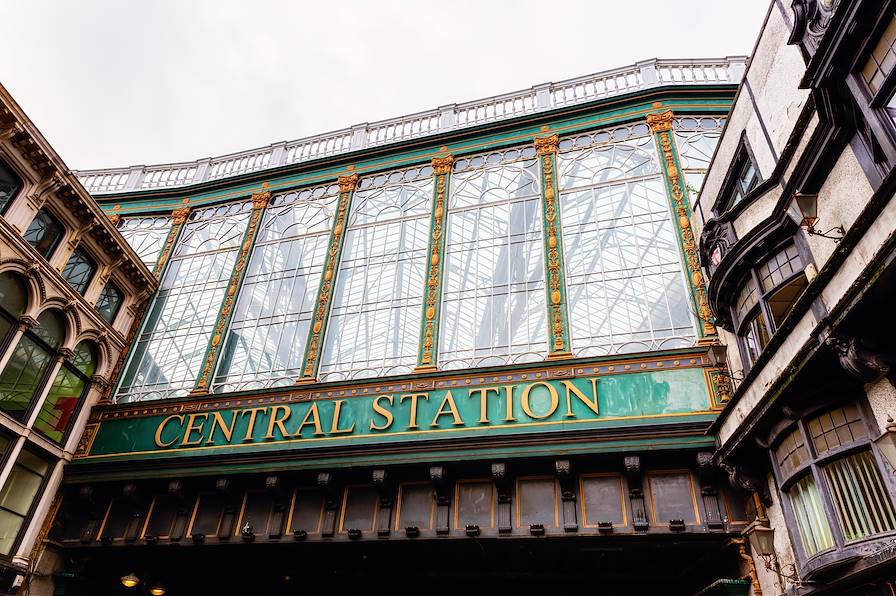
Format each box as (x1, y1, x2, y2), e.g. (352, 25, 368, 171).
(370, 394, 394, 430)
(504, 384, 517, 422)
(469, 386, 500, 424)
(563, 378, 599, 417)
(294, 403, 324, 436)
(240, 407, 268, 443)
(264, 405, 292, 439)
(181, 413, 209, 446)
(399, 393, 429, 429)
(206, 411, 239, 445)
(154, 414, 184, 448)
(431, 391, 464, 427)
(520, 381, 558, 419)
(329, 399, 355, 434)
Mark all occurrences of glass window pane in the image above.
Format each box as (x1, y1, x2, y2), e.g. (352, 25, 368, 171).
(862, 15, 896, 94)
(319, 167, 432, 381)
(0, 333, 54, 421)
(758, 243, 803, 292)
(61, 248, 97, 295)
(0, 159, 22, 214)
(33, 342, 94, 444)
(789, 474, 835, 557)
(558, 125, 696, 356)
(116, 203, 251, 402)
(96, 282, 123, 324)
(767, 274, 808, 328)
(0, 272, 28, 316)
(0, 449, 50, 555)
(117, 216, 172, 271)
(440, 145, 546, 369)
(775, 428, 810, 478)
(213, 183, 339, 392)
(825, 450, 896, 541)
(808, 405, 867, 455)
(741, 311, 770, 364)
(23, 209, 64, 260)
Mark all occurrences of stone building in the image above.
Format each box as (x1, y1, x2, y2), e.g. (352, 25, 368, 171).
(0, 84, 156, 590)
(695, 1, 896, 594)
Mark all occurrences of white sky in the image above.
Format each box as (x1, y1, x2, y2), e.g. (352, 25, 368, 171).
(1, 0, 770, 170)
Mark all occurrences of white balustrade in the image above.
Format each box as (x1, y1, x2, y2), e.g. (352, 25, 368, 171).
(73, 57, 748, 195)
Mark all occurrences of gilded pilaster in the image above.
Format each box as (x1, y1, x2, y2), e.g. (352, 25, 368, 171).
(647, 110, 716, 339)
(296, 173, 359, 383)
(153, 201, 191, 278)
(535, 135, 573, 359)
(190, 183, 272, 395)
(416, 154, 454, 371)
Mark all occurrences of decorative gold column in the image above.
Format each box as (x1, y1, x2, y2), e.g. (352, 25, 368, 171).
(647, 110, 717, 340)
(153, 200, 191, 278)
(535, 135, 573, 359)
(296, 172, 359, 383)
(190, 184, 272, 395)
(415, 154, 454, 372)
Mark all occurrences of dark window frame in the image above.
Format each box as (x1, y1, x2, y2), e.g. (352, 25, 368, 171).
(95, 281, 124, 325)
(60, 247, 97, 296)
(31, 340, 96, 446)
(23, 208, 65, 263)
(712, 134, 763, 216)
(769, 401, 896, 571)
(0, 158, 23, 216)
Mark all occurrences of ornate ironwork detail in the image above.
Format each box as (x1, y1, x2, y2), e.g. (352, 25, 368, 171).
(74, 422, 99, 458)
(192, 185, 272, 394)
(417, 155, 454, 369)
(299, 173, 358, 381)
(535, 135, 572, 357)
(648, 110, 716, 337)
(153, 203, 190, 277)
(707, 368, 732, 408)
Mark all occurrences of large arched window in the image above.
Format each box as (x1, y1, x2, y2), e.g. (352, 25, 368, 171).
(0, 159, 22, 215)
(0, 272, 28, 353)
(33, 340, 96, 444)
(0, 309, 65, 422)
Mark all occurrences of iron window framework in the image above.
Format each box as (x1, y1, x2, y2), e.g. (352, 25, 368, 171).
(0, 159, 22, 216)
(770, 402, 896, 569)
(116, 216, 173, 271)
(731, 240, 809, 369)
(23, 208, 64, 262)
(61, 247, 97, 296)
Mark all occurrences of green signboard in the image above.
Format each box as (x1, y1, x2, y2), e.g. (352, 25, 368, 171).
(80, 368, 714, 462)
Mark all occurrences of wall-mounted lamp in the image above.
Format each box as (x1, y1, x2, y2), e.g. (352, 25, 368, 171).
(787, 192, 844, 242)
(874, 416, 896, 471)
(148, 584, 166, 596)
(743, 519, 775, 557)
(120, 573, 140, 588)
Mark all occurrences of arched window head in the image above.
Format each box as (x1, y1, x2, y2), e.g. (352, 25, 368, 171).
(0, 272, 28, 317)
(32, 310, 65, 349)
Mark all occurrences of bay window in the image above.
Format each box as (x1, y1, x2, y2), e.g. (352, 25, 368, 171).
(773, 404, 896, 565)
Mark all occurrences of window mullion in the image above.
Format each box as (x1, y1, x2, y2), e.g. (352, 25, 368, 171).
(535, 135, 572, 358)
(416, 155, 454, 371)
(296, 173, 359, 383)
(22, 349, 66, 430)
(190, 187, 273, 395)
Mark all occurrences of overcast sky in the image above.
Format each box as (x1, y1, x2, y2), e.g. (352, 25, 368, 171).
(1, 1, 769, 170)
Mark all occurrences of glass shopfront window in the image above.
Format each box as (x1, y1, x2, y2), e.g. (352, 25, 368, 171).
(772, 404, 896, 562)
(214, 184, 339, 392)
(319, 166, 433, 381)
(557, 123, 696, 356)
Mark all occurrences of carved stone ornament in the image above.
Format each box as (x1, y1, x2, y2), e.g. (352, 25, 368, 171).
(171, 204, 191, 225)
(646, 110, 674, 133)
(720, 462, 772, 507)
(251, 182, 272, 210)
(534, 134, 559, 156)
(337, 173, 359, 194)
(789, 0, 838, 55)
(825, 335, 891, 383)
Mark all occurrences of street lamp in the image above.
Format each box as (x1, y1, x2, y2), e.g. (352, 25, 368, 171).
(120, 573, 140, 589)
(787, 192, 844, 242)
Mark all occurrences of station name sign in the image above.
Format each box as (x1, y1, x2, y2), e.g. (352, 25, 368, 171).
(80, 368, 713, 459)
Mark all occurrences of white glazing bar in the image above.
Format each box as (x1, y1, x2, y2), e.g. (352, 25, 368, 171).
(73, 57, 747, 196)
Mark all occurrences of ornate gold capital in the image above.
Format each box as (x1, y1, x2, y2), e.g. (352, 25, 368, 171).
(337, 173, 359, 194)
(431, 155, 455, 176)
(251, 182, 272, 210)
(171, 205, 191, 225)
(534, 134, 560, 156)
(646, 110, 674, 133)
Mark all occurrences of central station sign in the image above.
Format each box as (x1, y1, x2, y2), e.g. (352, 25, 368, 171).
(78, 366, 716, 461)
